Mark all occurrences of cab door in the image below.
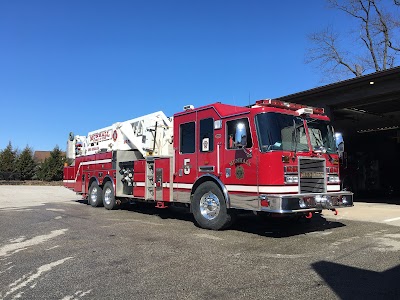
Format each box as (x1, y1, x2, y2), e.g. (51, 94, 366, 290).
(222, 116, 258, 209)
(196, 108, 221, 178)
(174, 112, 197, 202)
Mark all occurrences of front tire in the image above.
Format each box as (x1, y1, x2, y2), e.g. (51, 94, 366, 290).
(103, 181, 117, 210)
(191, 181, 234, 230)
(89, 182, 103, 207)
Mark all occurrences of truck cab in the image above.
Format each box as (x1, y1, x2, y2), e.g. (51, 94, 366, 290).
(173, 100, 352, 229)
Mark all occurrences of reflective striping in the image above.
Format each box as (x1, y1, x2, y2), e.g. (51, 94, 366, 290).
(134, 182, 189, 189)
(174, 183, 193, 189)
(327, 185, 340, 192)
(76, 176, 341, 195)
(80, 159, 112, 166)
(73, 159, 113, 182)
(227, 185, 298, 193)
(132, 182, 338, 194)
(255, 185, 298, 193)
(63, 180, 75, 183)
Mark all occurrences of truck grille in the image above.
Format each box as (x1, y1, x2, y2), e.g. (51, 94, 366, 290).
(299, 158, 326, 193)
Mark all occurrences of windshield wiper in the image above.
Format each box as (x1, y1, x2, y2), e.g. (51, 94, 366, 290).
(306, 119, 322, 147)
(310, 128, 324, 149)
(309, 123, 334, 162)
(291, 119, 298, 158)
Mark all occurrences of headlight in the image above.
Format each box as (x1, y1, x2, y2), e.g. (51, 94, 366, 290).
(328, 175, 340, 183)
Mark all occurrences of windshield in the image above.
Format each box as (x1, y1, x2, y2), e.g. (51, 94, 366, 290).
(306, 118, 336, 154)
(255, 113, 336, 153)
(255, 113, 308, 152)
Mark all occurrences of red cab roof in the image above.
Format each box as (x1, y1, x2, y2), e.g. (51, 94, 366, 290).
(174, 102, 250, 118)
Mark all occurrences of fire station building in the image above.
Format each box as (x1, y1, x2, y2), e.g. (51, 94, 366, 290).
(276, 66, 400, 202)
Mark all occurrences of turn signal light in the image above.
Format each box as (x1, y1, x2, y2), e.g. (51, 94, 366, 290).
(284, 165, 298, 173)
(326, 167, 339, 174)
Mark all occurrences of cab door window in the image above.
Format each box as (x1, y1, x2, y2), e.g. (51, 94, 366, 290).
(199, 118, 214, 152)
(180, 122, 195, 153)
(226, 118, 252, 149)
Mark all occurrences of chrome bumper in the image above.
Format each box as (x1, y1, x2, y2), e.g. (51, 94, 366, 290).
(259, 191, 353, 213)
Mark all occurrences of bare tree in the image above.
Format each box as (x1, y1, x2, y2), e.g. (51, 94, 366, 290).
(306, 0, 400, 80)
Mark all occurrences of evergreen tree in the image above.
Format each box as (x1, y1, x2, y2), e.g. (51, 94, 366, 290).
(16, 146, 36, 180)
(37, 146, 66, 181)
(0, 142, 18, 179)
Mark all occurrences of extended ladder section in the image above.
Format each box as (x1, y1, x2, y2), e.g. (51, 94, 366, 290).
(67, 111, 174, 159)
(112, 111, 173, 157)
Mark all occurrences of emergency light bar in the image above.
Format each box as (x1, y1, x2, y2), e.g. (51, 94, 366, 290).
(254, 99, 325, 115)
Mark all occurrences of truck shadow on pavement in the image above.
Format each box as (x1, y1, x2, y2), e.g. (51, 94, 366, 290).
(75, 200, 345, 237)
(313, 261, 400, 299)
(230, 213, 345, 238)
(124, 202, 346, 238)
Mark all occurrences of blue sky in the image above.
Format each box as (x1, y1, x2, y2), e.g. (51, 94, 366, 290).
(0, 0, 352, 151)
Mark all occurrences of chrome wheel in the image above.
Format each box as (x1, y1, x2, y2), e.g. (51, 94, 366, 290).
(90, 187, 99, 204)
(192, 181, 235, 230)
(89, 182, 103, 207)
(102, 182, 116, 210)
(199, 192, 221, 220)
(104, 187, 112, 206)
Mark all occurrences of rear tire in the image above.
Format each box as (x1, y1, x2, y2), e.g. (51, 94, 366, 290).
(88, 182, 103, 207)
(103, 182, 117, 210)
(191, 181, 235, 230)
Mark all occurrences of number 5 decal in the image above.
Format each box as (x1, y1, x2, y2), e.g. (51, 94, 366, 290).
(183, 158, 190, 175)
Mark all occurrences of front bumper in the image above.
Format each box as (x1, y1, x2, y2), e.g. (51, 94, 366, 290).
(259, 191, 353, 213)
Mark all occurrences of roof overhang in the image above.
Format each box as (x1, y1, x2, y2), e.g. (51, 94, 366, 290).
(275, 67, 400, 134)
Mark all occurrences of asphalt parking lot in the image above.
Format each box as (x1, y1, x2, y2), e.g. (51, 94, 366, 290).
(0, 185, 400, 299)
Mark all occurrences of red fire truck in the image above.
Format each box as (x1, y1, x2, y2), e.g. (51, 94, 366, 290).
(63, 99, 353, 230)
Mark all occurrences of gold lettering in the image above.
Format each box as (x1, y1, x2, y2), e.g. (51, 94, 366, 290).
(229, 158, 251, 167)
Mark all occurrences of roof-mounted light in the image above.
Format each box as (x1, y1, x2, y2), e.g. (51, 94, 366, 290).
(183, 105, 194, 111)
(253, 99, 324, 115)
(296, 107, 313, 115)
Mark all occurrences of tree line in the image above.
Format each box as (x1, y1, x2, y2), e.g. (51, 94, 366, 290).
(0, 142, 66, 181)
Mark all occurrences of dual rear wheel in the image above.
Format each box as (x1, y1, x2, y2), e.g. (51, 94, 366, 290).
(88, 180, 233, 229)
(88, 181, 117, 210)
(88, 182, 103, 207)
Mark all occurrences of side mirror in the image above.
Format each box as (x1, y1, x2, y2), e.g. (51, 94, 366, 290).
(335, 132, 344, 158)
(234, 123, 247, 148)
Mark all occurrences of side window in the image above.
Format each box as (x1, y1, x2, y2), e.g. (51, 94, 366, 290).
(199, 118, 214, 152)
(226, 118, 252, 149)
(180, 122, 195, 154)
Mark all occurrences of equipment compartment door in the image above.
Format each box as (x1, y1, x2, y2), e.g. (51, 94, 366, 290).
(153, 158, 171, 201)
